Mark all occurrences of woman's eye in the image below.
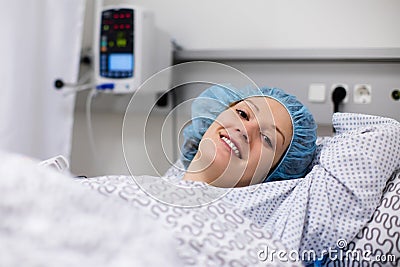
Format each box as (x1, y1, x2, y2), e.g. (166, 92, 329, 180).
(262, 134, 273, 148)
(236, 109, 249, 120)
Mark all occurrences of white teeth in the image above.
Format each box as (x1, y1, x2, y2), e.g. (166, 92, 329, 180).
(221, 136, 241, 158)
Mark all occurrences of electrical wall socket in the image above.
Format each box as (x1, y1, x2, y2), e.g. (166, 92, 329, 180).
(331, 84, 349, 103)
(354, 84, 372, 104)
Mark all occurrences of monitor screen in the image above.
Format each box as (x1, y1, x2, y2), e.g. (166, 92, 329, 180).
(109, 53, 134, 72)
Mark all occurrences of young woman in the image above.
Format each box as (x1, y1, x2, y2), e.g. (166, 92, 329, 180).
(181, 85, 317, 188)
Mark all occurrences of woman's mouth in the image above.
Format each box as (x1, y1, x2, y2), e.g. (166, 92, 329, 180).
(220, 135, 242, 159)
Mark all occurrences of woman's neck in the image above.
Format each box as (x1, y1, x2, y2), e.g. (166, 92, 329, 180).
(183, 166, 210, 183)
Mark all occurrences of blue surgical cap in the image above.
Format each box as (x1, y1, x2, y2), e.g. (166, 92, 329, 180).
(181, 85, 317, 182)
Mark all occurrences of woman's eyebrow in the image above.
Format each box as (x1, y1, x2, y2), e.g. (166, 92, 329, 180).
(274, 125, 286, 146)
(244, 99, 260, 112)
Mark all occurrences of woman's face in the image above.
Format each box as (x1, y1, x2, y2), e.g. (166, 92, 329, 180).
(186, 96, 293, 187)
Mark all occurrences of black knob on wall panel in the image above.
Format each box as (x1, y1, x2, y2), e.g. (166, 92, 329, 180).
(54, 79, 64, 89)
(391, 89, 400, 101)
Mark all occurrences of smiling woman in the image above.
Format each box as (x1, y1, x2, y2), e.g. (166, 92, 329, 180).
(184, 97, 293, 187)
(181, 85, 317, 188)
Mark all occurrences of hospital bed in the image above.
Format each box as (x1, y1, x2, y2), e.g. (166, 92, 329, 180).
(0, 113, 399, 266)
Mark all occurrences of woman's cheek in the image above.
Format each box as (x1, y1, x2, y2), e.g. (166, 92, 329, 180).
(253, 149, 274, 183)
(198, 137, 217, 165)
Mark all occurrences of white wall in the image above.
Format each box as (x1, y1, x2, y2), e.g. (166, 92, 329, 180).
(82, 0, 400, 50)
(70, 106, 174, 177)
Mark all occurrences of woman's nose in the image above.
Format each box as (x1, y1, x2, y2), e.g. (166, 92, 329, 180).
(236, 120, 259, 143)
(235, 128, 249, 143)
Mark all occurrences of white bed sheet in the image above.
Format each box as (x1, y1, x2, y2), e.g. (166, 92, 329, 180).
(0, 152, 180, 267)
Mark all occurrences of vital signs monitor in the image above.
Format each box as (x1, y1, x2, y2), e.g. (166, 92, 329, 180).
(55, 4, 171, 95)
(94, 5, 160, 94)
